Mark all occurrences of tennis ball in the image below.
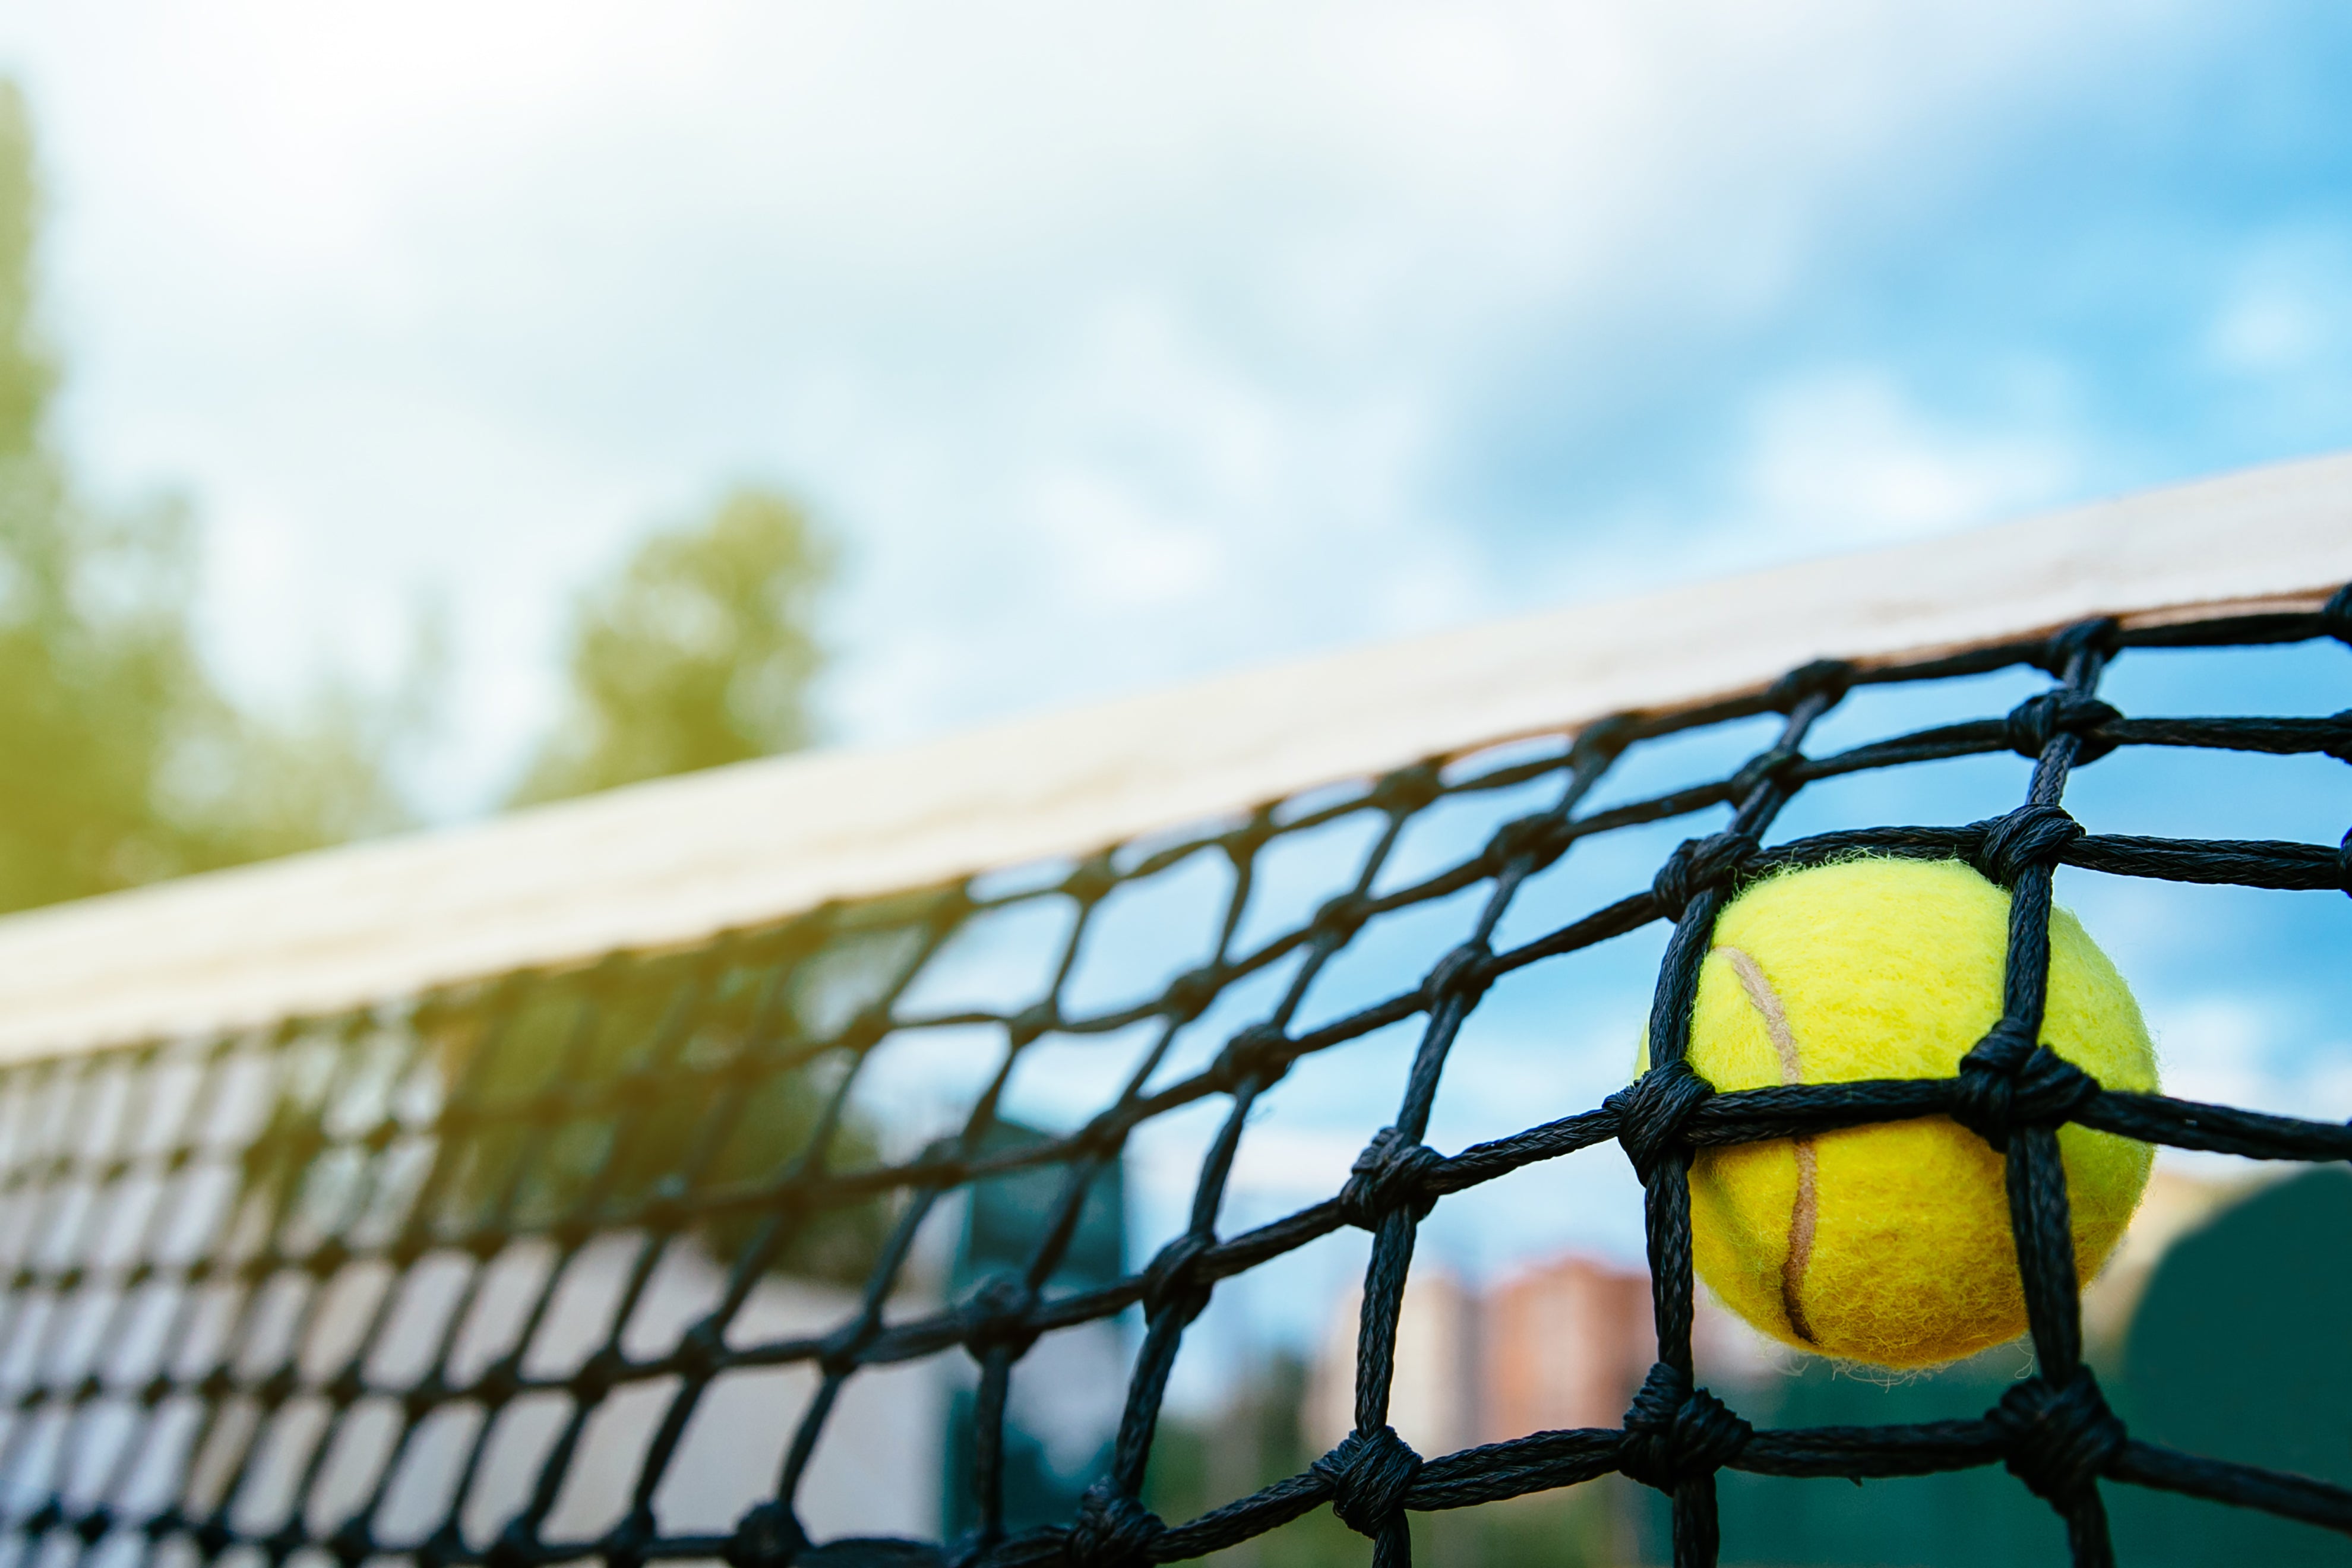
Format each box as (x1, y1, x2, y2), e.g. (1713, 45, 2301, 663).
(1635, 857, 2157, 1368)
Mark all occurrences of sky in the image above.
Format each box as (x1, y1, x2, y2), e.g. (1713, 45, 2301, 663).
(1, 1, 2348, 815)
(1, 0, 2349, 1409)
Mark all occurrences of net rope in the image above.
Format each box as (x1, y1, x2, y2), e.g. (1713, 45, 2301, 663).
(3, 590, 2351, 1568)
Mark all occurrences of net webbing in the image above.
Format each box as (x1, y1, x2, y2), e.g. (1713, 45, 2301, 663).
(3, 591, 2350, 1568)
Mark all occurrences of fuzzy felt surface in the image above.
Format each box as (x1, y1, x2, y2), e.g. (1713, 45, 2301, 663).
(1648, 856, 2157, 1369)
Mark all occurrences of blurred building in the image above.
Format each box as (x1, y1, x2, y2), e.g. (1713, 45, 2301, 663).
(1302, 1253, 1782, 1469)
(1303, 1269, 1483, 1457)
(1482, 1256, 1654, 1440)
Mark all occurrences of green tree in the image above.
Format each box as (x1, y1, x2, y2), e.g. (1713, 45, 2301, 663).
(0, 82, 48, 452)
(0, 80, 206, 909)
(513, 485, 833, 804)
(0, 79, 414, 914)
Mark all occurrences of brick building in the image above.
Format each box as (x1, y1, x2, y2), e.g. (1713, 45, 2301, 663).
(1481, 1254, 1656, 1440)
(1305, 1252, 1782, 1462)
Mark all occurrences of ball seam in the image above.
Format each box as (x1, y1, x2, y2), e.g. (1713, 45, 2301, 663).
(1720, 944, 1820, 1347)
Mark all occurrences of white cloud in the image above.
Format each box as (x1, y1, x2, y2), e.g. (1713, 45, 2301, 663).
(2205, 227, 2352, 376)
(2141, 991, 2352, 1179)
(0, 0, 2221, 808)
(2210, 288, 2333, 375)
(1221, 1127, 1365, 1198)
(1733, 367, 2084, 549)
(2152, 994, 2275, 1109)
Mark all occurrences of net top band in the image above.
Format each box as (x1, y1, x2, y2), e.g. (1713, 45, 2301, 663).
(0, 451, 2347, 1062)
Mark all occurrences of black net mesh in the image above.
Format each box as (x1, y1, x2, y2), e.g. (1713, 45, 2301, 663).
(3, 591, 2351, 1568)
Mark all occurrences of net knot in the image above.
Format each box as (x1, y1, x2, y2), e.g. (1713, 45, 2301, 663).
(1212, 1024, 1293, 1092)
(2326, 714, 2352, 767)
(960, 1276, 1040, 1358)
(1650, 832, 1758, 921)
(1160, 966, 1224, 1024)
(325, 1518, 373, 1568)
(415, 1523, 463, 1568)
(1616, 1361, 1752, 1491)
(1970, 804, 2084, 886)
(2321, 583, 2352, 646)
(1952, 1021, 2100, 1152)
(1606, 1059, 1715, 1182)
(485, 1520, 538, 1568)
(1063, 856, 1118, 905)
(471, 1355, 522, 1408)
(675, 1320, 726, 1380)
(1312, 1425, 1424, 1538)
(1338, 1127, 1443, 1230)
(1061, 1482, 1164, 1568)
(726, 1502, 807, 1568)
(1313, 893, 1374, 943)
(603, 1506, 657, 1568)
(1727, 745, 1803, 804)
(570, 1346, 628, 1403)
(1487, 813, 1575, 877)
(399, 1370, 450, 1421)
(1009, 1003, 1060, 1047)
(1370, 763, 1444, 817)
(2005, 693, 2121, 765)
(1422, 943, 1496, 1010)
(1140, 1233, 1214, 1326)
(1987, 1367, 2126, 1503)
(1570, 713, 1640, 766)
(2038, 617, 2121, 676)
(1766, 659, 1855, 712)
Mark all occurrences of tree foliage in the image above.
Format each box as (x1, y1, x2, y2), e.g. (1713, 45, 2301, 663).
(0, 74, 834, 921)
(0, 81, 412, 915)
(513, 485, 833, 804)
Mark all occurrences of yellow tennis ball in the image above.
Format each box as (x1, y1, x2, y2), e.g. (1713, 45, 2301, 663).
(1636, 856, 2157, 1368)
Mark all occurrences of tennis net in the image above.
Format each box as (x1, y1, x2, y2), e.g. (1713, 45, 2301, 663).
(1, 457, 2349, 1568)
